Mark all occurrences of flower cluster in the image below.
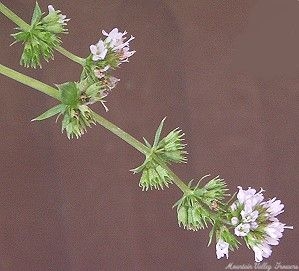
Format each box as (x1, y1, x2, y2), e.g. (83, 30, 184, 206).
(80, 28, 135, 107)
(132, 118, 187, 190)
(215, 186, 293, 262)
(90, 28, 135, 65)
(32, 79, 108, 138)
(13, 3, 69, 68)
(174, 176, 228, 231)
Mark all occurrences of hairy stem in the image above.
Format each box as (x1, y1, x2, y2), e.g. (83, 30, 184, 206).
(0, 64, 60, 100)
(0, 63, 190, 192)
(0, 2, 30, 31)
(56, 46, 85, 65)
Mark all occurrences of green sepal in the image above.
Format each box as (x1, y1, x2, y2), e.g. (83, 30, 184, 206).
(218, 226, 240, 251)
(208, 223, 217, 247)
(58, 82, 80, 106)
(142, 137, 152, 148)
(31, 2, 43, 25)
(156, 127, 187, 163)
(193, 176, 229, 206)
(31, 104, 66, 121)
(12, 31, 29, 42)
(85, 82, 101, 97)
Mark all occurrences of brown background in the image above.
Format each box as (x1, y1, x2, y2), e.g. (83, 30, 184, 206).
(0, 0, 298, 270)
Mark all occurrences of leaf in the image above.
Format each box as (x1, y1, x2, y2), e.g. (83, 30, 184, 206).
(31, 2, 42, 25)
(31, 104, 65, 121)
(58, 82, 79, 106)
(153, 117, 166, 147)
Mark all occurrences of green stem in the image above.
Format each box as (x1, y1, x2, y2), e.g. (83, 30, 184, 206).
(0, 2, 30, 31)
(56, 46, 85, 65)
(91, 112, 148, 155)
(0, 2, 84, 65)
(0, 63, 190, 192)
(0, 64, 60, 100)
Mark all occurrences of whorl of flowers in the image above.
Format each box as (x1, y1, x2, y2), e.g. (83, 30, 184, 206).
(32, 79, 107, 139)
(87, 28, 135, 81)
(174, 176, 228, 231)
(132, 118, 187, 191)
(12, 3, 69, 68)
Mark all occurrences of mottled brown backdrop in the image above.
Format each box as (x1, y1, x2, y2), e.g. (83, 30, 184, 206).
(0, 0, 298, 270)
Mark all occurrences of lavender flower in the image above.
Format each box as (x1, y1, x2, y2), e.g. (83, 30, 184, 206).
(90, 40, 108, 61)
(229, 186, 293, 262)
(216, 239, 229, 259)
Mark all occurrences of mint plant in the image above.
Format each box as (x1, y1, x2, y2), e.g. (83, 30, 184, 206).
(0, 2, 293, 262)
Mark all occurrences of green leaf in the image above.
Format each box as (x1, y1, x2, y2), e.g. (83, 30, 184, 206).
(31, 104, 66, 121)
(58, 82, 79, 106)
(31, 2, 42, 25)
(153, 117, 166, 147)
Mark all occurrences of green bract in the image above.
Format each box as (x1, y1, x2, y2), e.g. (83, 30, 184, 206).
(12, 3, 68, 68)
(132, 118, 187, 190)
(32, 79, 107, 139)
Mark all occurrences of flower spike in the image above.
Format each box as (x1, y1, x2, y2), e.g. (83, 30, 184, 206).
(0, 2, 293, 263)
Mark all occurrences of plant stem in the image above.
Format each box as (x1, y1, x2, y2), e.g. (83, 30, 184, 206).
(0, 2, 84, 65)
(0, 63, 190, 193)
(0, 2, 30, 31)
(0, 64, 60, 100)
(56, 46, 85, 65)
(91, 112, 148, 155)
